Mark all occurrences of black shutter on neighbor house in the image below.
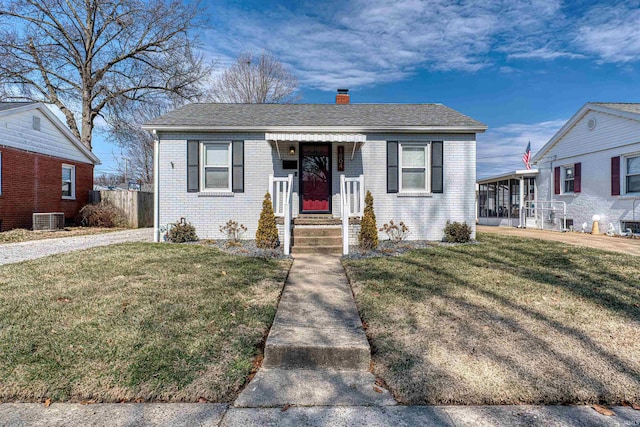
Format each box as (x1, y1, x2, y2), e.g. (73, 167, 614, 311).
(611, 156, 621, 196)
(187, 140, 199, 192)
(232, 140, 244, 193)
(387, 141, 398, 193)
(431, 141, 443, 193)
(554, 166, 561, 195)
(574, 162, 581, 193)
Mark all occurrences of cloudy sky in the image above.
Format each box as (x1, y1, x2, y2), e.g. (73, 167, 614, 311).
(94, 0, 640, 179)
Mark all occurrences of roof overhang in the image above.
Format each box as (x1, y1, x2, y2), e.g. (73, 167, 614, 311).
(477, 169, 539, 184)
(141, 125, 488, 134)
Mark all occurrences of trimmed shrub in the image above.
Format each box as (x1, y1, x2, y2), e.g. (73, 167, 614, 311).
(443, 221, 472, 243)
(359, 190, 378, 250)
(78, 202, 127, 228)
(167, 219, 198, 243)
(256, 192, 279, 248)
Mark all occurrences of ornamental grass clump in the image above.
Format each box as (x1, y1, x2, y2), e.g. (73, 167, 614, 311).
(256, 192, 279, 249)
(359, 190, 378, 250)
(443, 221, 472, 243)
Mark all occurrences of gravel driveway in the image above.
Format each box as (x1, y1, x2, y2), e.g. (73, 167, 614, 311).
(0, 228, 153, 266)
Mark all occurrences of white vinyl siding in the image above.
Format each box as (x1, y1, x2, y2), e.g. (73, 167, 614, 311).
(201, 142, 232, 191)
(626, 154, 640, 194)
(399, 143, 430, 192)
(62, 164, 75, 199)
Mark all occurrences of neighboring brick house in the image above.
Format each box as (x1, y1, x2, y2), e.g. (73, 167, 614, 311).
(0, 102, 100, 231)
(143, 90, 487, 253)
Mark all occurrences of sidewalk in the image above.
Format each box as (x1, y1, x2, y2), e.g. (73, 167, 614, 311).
(1, 403, 638, 426)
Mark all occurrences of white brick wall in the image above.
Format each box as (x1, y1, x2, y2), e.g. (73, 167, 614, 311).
(157, 132, 477, 241)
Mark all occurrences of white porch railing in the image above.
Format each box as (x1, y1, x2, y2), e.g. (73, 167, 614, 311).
(340, 174, 365, 255)
(524, 201, 567, 231)
(269, 174, 294, 255)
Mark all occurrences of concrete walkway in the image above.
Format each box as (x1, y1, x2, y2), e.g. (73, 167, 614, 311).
(478, 225, 640, 256)
(0, 228, 153, 265)
(1, 403, 639, 426)
(235, 254, 395, 407)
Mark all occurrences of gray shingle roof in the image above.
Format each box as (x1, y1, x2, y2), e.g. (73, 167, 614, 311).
(591, 103, 640, 115)
(144, 103, 486, 129)
(0, 102, 36, 112)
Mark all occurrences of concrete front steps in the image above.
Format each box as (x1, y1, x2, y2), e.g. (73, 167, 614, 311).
(234, 254, 395, 408)
(291, 216, 343, 255)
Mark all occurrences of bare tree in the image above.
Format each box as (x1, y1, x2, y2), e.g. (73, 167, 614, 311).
(107, 99, 171, 184)
(0, 0, 209, 150)
(209, 51, 299, 104)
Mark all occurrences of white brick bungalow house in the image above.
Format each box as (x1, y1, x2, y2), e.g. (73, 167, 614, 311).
(531, 103, 640, 234)
(143, 91, 486, 253)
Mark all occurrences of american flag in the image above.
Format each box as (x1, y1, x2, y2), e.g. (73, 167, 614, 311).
(522, 141, 531, 170)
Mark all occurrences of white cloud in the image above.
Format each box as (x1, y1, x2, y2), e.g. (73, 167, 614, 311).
(202, 0, 640, 91)
(574, 3, 640, 63)
(476, 119, 565, 178)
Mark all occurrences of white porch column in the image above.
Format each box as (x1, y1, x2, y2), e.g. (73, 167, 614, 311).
(519, 176, 525, 228)
(153, 135, 160, 242)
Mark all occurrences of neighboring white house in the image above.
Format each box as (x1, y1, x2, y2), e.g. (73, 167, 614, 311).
(531, 102, 640, 234)
(143, 90, 487, 253)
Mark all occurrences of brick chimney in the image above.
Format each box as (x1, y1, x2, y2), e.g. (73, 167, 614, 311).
(336, 88, 350, 104)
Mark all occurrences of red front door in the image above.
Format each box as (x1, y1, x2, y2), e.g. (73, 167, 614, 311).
(301, 144, 331, 213)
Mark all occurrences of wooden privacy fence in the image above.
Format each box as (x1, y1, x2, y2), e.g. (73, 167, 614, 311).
(89, 190, 153, 228)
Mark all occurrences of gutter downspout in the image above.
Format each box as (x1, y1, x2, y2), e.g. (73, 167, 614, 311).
(153, 130, 160, 243)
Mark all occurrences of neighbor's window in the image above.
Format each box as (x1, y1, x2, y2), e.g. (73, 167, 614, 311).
(62, 164, 75, 199)
(201, 142, 231, 191)
(563, 165, 574, 193)
(400, 144, 429, 191)
(626, 155, 640, 193)
(32, 116, 40, 131)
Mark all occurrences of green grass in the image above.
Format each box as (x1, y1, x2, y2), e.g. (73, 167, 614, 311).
(0, 243, 291, 402)
(343, 233, 640, 405)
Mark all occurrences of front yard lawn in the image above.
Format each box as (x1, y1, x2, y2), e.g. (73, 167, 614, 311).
(0, 243, 291, 402)
(343, 233, 640, 405)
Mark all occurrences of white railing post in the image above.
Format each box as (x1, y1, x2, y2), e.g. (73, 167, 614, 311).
(341, 175, 349, 255)
(284, 174, 293, 255)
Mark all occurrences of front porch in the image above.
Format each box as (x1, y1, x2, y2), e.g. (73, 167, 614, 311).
(269, 173, 364, 255)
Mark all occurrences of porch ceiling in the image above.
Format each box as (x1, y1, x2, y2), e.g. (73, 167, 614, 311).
(265, 133, 367, 143)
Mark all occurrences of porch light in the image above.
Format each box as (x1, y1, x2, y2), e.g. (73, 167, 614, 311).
(289, 145, 296, 155)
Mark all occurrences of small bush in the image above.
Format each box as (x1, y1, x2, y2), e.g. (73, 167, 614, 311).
(359, 191, 378, 250)
(167, 218, 198, 243)
(380, 220, 410, 243)
(443, 221, 472, 243)
(78, 202, 127, 228)
(256, 192, 279, 249)
(220, 220, 247, 244)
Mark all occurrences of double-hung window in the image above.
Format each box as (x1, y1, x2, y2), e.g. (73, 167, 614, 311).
(62, 164, 75, 199)
(626, 155, 640, 193)
(400, 144, 429, 192)
(563, 165, 574, 193)
(201, 142, 232, 191)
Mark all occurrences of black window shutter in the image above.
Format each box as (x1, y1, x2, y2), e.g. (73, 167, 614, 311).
(387, 141, 398, 193)
(232, 140, 244, 193)
(431, 141, 443, 193)
(611, 156, 620, 196)
(187, 140, 199, 192)
(574, 162, 581, 193)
